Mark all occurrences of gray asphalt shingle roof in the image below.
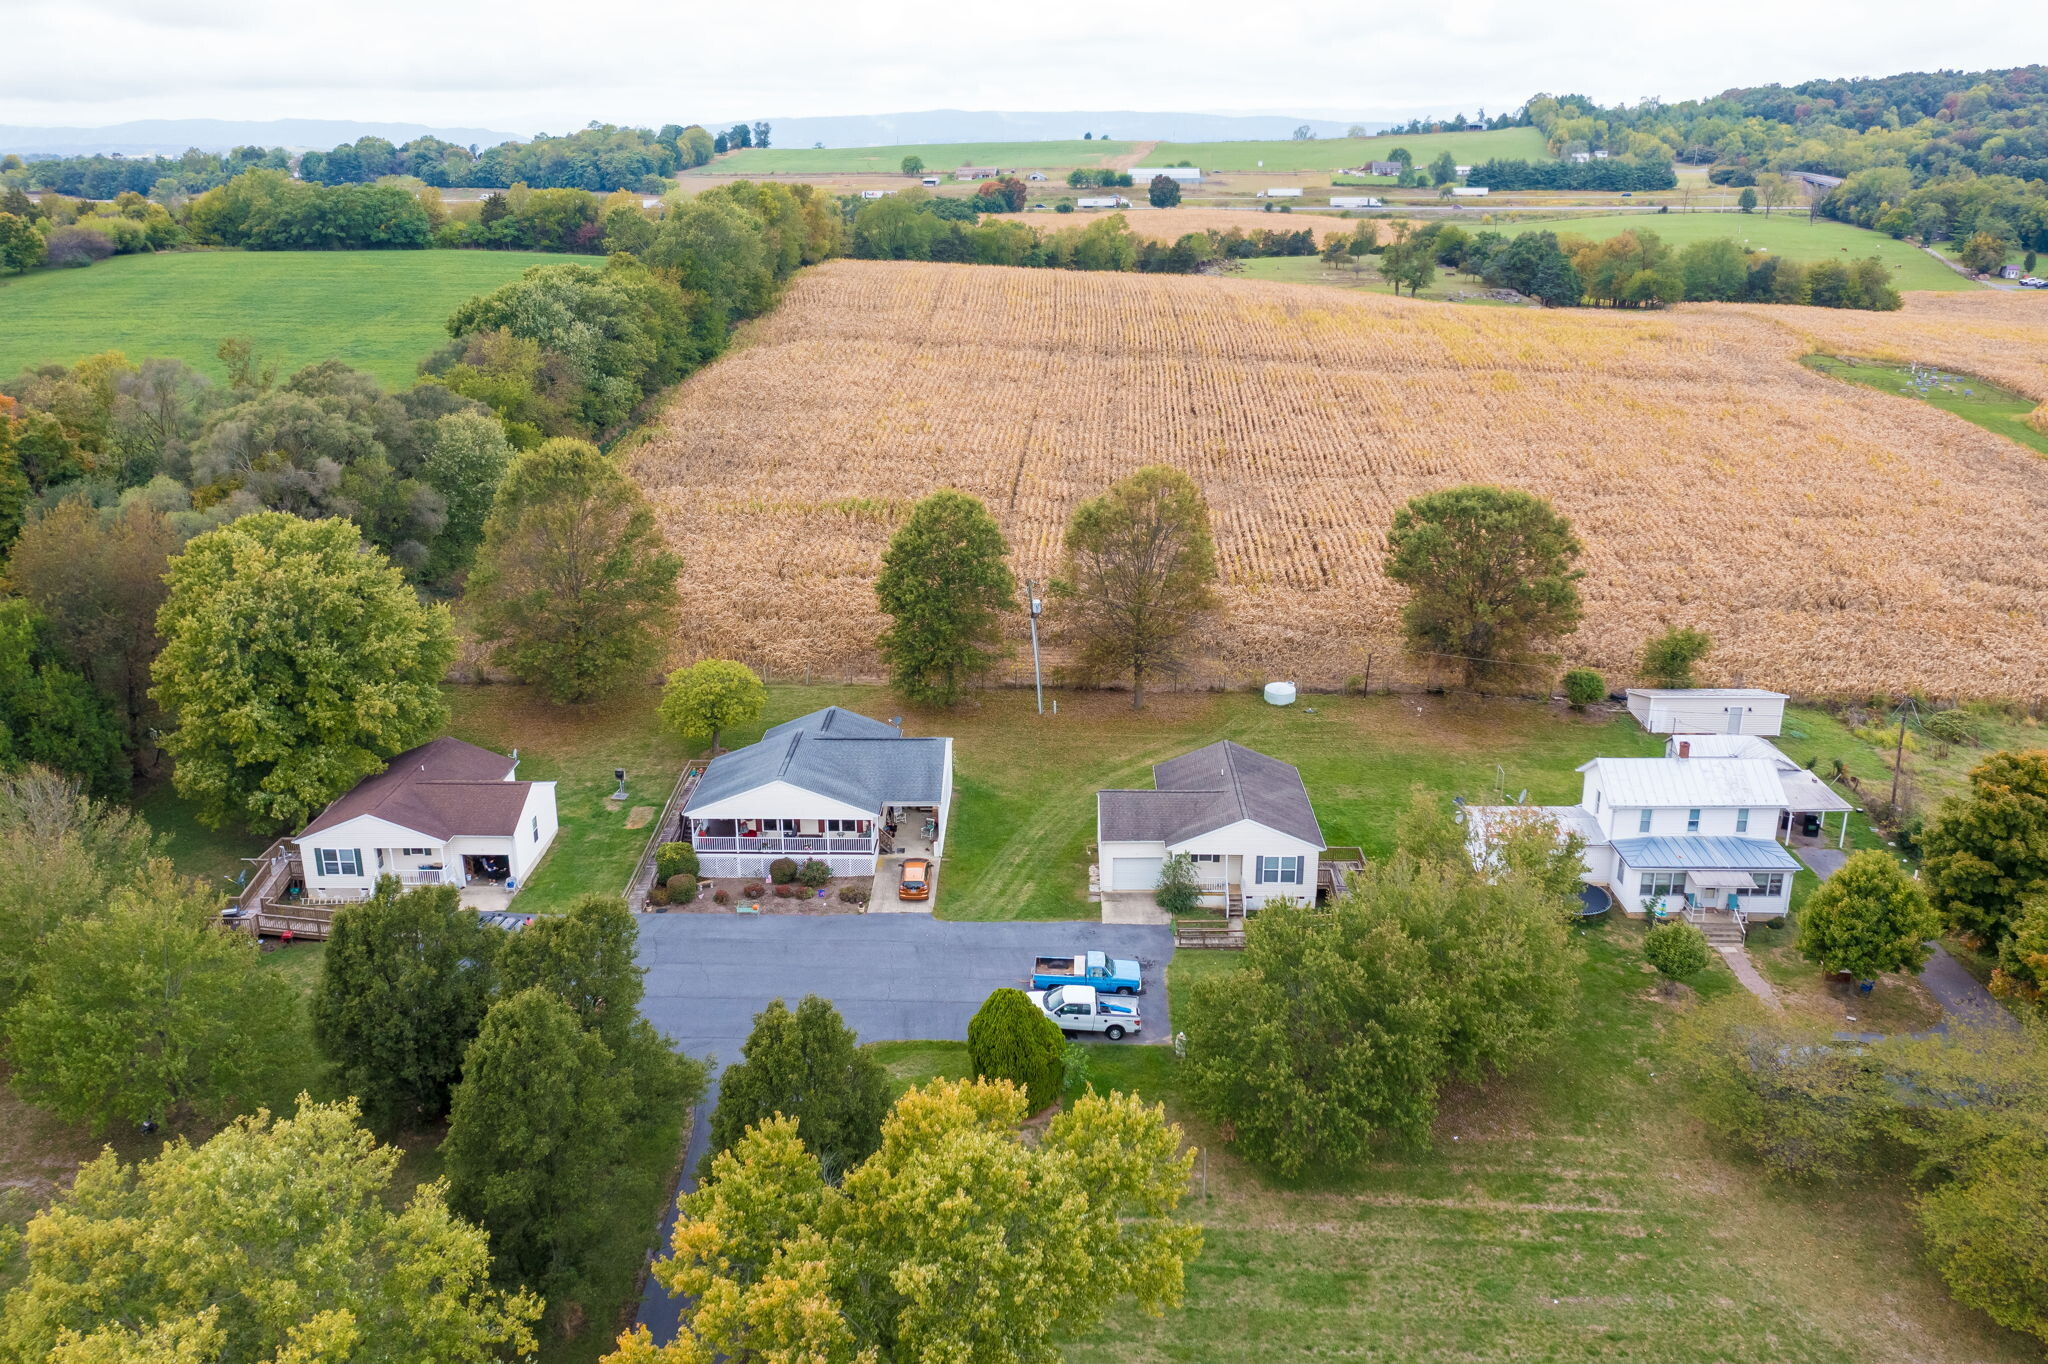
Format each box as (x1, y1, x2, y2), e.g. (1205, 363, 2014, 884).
(686, 707, 947, 814)
(1098, 740, 1323, 848)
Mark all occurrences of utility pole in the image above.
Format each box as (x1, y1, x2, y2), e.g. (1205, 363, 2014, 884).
(1889, 697, 1912, 810)
(1026, 579, 1045, 715)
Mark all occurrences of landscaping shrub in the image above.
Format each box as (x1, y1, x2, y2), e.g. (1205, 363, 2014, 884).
(666, 873, 697, 900)
(655, 842, 699, 882)
(1641, 626, 1712, 687)
(714, 889, 731, 905)
(649, 884, 672, 907)
(768, 857, 799, 885)
(1154, 852, 1202, 916)
(1646, 921, 1712, 980)
(1562, 667, 1606, 708)
(795, 858, 832, 889)
(773, 884, 798, 899)
(741, 883, 764, 899)
(838, 883, 870, 906)
(966, 988, 1066, 1112)
(1924, 709, 1981, 746)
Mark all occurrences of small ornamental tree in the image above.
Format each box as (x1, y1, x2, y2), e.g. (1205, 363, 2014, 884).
(1562, 667, 1606, 708)
(1383, 485, 1583, 688)
(873, 490, 1017, 705)
(1922, 749, 2048, 945)
(654, 841, 699, 882)
(1798, 850, 1939, 983)
(1738, 186, 1758, 213)
(1155, 851, 1202, 915)
(657, 658, 766, 754)
(1641, 626, 1712, 687)
(967, 987, 1066, 1111)
(705, 994, 891, 1180)
(1645, 920, 1712, 982)
(1148, 174, 1182, 208)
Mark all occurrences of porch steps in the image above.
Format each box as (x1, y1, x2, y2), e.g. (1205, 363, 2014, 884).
(1694, 915, 1747, 947)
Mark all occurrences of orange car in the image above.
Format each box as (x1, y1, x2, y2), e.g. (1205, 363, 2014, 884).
(897, 858, 932, 901)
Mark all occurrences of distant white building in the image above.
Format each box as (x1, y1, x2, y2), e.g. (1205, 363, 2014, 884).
(1626, 688, 1788, 737)
(1454, 164, 1472, 176)
(1130, 167, 1202, 183)
(1329, 195, 1383, 209)
(1570, 151, 1593, 164)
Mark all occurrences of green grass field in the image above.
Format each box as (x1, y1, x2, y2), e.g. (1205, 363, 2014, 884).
(1150, 127, 1550, 174)
(1803, 354, 2048, 455)
(876, 940, 2030, 1363)
(0, 249, 574, 387)
(697, 140, 1133, 176)
(1491, 211, 1976, 291)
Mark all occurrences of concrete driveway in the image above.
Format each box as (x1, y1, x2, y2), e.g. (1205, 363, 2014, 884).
(632, 914, 1176, 1343)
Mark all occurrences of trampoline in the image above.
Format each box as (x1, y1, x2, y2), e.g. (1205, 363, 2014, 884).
(1577, 885, 1613, 919)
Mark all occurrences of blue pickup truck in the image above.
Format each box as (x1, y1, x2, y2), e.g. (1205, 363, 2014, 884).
(1031, 949, 1143, 995)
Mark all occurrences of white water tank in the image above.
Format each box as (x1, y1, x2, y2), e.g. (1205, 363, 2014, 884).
(1263, 681, 1297, 707)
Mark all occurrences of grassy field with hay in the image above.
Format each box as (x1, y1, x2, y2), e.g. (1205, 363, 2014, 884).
(1148, 126, 1550, 173)
(0, 248, 570, 386)
(697, 140, 1133, 176)
(1491, 211, 1975, 292)
(629, 259, 2048, 699)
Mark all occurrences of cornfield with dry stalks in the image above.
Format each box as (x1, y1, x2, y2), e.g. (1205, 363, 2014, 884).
(629, 262, 2048, 699)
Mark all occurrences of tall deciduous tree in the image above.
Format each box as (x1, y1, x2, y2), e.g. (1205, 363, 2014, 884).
(495, 892, 643, 1052)
(418, 409, 513, 586)
(0, 1100, 540, 1360)
(1148, 174, 1182, 208)
(444, 986, 623, 1291)
(657, 658, 766, 754)
(706, 994, 891, 1181)
(1054, 465, 1217, 709)
(874, 490, 1017, 705)
(152, 512, 455, 831)
(1798, 850, 1939, 983)
(967, 987, 1067, 1112)
(465, 439, 681, 704)
(0, 598, 129, 798)
(1922, 749, 2048, 945)
(616, 1080, 1200, 1364)
(1383, 484, 1583, 688)
(5, 862, 299, 1130)
(312, 879, 498, 1129)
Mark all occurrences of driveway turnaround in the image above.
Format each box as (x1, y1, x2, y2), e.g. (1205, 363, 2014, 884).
(632, 913, 1176, 1343)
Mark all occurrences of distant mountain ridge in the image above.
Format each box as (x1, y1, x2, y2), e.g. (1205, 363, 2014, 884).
(725, 109, 1388, 147)
(1, 118, 529, 157)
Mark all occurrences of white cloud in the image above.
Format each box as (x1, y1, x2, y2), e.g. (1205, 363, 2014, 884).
(0, 0, 2036, 129)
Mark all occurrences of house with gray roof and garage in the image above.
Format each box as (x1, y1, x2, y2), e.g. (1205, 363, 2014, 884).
(1097, 740, 1325, 916)
(682, 707, 953, 880)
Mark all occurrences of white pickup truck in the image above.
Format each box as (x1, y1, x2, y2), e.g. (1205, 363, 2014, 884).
(1029, 984, 1141, 1041)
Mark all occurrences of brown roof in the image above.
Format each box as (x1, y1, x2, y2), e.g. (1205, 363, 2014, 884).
(300, 737, 532, 841)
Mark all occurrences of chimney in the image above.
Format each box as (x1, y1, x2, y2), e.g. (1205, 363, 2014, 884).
(1677, 740, 1691, 759)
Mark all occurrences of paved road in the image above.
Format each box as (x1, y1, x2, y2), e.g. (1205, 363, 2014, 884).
(631, 914, 1176, 1344)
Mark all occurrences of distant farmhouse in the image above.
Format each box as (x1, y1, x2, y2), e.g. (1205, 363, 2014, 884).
(1366, 160, 1403, 176)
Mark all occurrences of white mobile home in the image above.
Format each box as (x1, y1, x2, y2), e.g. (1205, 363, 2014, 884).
(1329, 195, 1384, 208)
(1627, 688, 1788, 737)
(1097, 741, 1324, 916)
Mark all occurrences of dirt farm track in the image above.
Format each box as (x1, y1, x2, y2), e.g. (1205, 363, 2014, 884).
(628, 261, 2048, 699)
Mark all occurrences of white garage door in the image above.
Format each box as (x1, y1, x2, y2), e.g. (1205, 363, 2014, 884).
(1112, 857, 1163, 891)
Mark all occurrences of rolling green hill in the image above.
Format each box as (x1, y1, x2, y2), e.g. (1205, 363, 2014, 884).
(0, 248, 573, 386)
(695, 140, 1134, 175)
(1148, 126, 1550, 174)
(1489, 212, 1976, 292)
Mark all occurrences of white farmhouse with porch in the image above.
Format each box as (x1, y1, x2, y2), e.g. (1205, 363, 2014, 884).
(1465, 752, 1805, 938)
(1661, 734, 1855, 847)
(682, 707, 952, 881)
(1626, 687, 1788, 736)
(1097, 741, 1324, 916)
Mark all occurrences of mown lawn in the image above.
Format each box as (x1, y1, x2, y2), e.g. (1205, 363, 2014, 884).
(700, 141, 1133, 176)
(879, 941, 2034, 1363)
(1802, 354, 2048, 456)
(1149, 127, 1549, 174)
(0, 248, 574, 387)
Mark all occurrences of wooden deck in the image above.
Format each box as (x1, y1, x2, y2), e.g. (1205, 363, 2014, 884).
(225, 839, 351, 940)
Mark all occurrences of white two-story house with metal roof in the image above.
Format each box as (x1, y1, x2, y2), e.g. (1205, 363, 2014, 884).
(1466, 753, 1802, 928)
(682, 707, 953, 880)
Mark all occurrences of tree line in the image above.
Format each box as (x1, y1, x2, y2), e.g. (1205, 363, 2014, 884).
(1462, 156, 1678, 191)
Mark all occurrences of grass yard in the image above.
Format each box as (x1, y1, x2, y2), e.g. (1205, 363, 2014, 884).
(0, 248, 574, 387)
(877, 943, 2033, 1362)
(1489, 210, 1975, 292)
(1228, 253, 1522, 304)
(1149, 127, 1550, 174)
(1802, 354, 2048, 457)
(697, 141, 1134, 176)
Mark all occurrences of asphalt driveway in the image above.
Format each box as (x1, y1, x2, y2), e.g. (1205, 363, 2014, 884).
(632, 913, 1176, 1342)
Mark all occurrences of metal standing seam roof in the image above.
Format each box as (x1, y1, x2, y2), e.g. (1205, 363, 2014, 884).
(298, 737, 531, 840)
(1626, 688, 1789, 701)
(1579, 757, 1788, 809)
(685, 707, 948, 814)
(1097, 740, 1324, 848)
(1609, 836, 1803, 871)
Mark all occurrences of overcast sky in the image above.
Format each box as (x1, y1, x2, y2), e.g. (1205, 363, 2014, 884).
(3, 0, 2038, 132)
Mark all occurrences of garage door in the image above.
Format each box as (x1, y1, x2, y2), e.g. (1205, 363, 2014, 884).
(1111, 857, 1163, 891)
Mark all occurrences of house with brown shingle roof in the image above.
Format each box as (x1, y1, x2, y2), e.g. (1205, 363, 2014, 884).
(291, 737, 558, 903)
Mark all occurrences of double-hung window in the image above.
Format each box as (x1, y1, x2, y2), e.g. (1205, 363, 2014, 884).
(1637, 808, 1653, 833)
(315, 848, 363, 877)
(1686, 808, 1701, 833)
(1255, 855, 1304, 885)
(1735, 808, 1749, 833)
